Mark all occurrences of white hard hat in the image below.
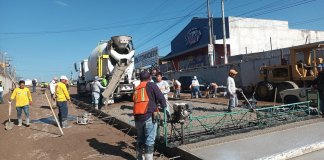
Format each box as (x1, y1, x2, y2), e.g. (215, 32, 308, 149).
(60, 75, 68, 80)
(193, 76, 197, 79)
(53, 77, 58, 80)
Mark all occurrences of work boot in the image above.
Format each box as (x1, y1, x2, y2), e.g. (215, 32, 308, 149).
(26, 118, 30, 127)
(144, 145, 154, 160)
(18, 119, 22, 127)
(62, 120, 72, 128)
(136, 144, 145, 160)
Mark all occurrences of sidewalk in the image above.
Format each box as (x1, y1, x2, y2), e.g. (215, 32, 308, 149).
(189, 120, 324, 160)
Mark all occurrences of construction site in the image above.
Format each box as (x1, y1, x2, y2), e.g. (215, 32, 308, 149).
(2, 0, 324, 160)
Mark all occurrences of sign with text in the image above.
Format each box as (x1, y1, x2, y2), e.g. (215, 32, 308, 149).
(134, 47, 159, 69)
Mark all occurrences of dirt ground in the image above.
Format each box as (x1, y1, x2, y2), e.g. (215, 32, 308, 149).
(0, 85, 306, 160)
(0, 87, 140, 160)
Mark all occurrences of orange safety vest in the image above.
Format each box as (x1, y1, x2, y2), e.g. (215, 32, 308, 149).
(133, 82, 149, 115)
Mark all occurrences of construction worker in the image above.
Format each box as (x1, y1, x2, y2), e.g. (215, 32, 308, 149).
(32, 79, 37, 93)
(55, 75, 72, 128)
(99, 74, 109, 106)
(101, 74, 109, 87)
(172, 79, 181, 99)
(9, 80, 32, 127)
(190, 76, 202, 98)
(156, 72, 172, 115)
(313, 65, 324, 117)
(227, 69, 240, 112)
(0, 80, 4, 103)
(49, 77, 58, 101)
(91, 76, 106, 110)
(133, 71, 166, 160)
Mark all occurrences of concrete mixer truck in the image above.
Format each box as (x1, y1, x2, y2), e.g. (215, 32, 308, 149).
(75, 36, 135, 104)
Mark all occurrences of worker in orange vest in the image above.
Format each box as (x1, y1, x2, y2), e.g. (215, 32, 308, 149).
(133, 71, 166, 160)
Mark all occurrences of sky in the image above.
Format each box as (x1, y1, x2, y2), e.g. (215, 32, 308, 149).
(1, 0, 324, 82)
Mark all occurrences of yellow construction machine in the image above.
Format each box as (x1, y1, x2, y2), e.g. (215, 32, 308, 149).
(255, 43, 324, 102)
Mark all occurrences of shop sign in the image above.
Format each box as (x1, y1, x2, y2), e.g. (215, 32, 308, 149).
(185, 27, 202, 46)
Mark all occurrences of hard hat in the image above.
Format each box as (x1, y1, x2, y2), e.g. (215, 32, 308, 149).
(229, 69, 238, 75)
(94, 76, 100, 81)
(193, 76, 197, 79)
(317, 64, 323, 68)
(53, 77, 58, 81)
(60, 75, 68, 80)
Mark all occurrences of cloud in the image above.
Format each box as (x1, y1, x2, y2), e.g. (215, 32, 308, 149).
(54, 1, 69, 7)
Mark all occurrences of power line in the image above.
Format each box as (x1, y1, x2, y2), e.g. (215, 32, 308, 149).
(229, 0, 317, 23)
(135, 1, 207, 48)
(0, 15, 196, 35)
(290, 16, 324, 26)
(136, 2, 208, 50)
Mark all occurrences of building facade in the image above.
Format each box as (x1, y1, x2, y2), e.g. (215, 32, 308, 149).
(162, 17, 324, 71)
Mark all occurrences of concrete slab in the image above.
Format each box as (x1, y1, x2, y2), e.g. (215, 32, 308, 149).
(291, 148, 324, 160)
(188, 121, 324, 160)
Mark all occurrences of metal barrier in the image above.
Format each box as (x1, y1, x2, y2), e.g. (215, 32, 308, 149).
(159, 101, 313, 147)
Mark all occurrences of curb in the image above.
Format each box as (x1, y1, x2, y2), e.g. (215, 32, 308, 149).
(257, 141, 324, 160)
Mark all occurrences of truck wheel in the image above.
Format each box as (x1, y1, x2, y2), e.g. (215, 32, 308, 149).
(255, 81, 274, 101)
(283, 95, 299, 104)
(275, 81, 298, 102)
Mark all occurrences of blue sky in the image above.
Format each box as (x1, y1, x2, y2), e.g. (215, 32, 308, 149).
(1, 0, 324, 82)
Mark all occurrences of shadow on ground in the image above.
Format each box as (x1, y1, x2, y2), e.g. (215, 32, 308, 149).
(87, 138, 135, 159)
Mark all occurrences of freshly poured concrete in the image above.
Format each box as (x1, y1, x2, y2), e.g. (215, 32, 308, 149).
(187, 121, 324, 160)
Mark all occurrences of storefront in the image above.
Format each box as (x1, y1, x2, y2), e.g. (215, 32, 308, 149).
(161, 17, 230, 71)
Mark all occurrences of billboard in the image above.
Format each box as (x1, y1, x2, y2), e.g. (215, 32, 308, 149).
(134, 47, 159, 69)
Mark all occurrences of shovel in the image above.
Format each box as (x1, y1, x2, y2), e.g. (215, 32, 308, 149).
(5, 102, 14, 130)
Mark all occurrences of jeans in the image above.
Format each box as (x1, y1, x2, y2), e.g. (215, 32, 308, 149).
(57, 101, 68, 122)
(191, 86, 202, 98)
(0, 91, 3, 103)
(16, 105, 30, 119)
(92, 92, 100, 105)
(174, 89, 180, 98)
(32, 85, 36, 92)
(228, 93, 238, 111)
(135, 117, 157, 158)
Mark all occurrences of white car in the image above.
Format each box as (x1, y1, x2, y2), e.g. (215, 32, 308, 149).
(280, 88, 318, 106)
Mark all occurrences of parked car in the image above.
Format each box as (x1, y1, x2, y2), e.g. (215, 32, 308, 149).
(280, 88, 317, 106)
(178, 76, 208, 92)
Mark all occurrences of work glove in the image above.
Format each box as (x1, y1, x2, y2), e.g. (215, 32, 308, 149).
(237, 88, 243, 92)
(8, 100, 12, 104)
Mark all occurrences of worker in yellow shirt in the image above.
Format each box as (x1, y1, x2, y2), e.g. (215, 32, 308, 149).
(55, 75, 72, 128)
(9, 80, 32, 127)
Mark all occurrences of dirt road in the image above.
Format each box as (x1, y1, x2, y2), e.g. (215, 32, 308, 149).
(0, 88, 138, 160)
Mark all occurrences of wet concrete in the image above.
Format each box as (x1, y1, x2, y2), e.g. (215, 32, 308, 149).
(188, 121, 324, 160)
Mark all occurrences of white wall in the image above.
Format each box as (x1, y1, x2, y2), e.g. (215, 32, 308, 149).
(0, 74, 16, 95)
(229, 17, 324, 56)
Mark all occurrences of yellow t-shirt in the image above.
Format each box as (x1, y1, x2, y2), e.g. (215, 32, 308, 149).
(55, 82, 70, 102)
(10, 87, 32, 107)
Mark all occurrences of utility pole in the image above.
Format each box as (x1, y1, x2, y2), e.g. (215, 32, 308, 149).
(221, 0, 228, 64)
(207, 0, 214, 66)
